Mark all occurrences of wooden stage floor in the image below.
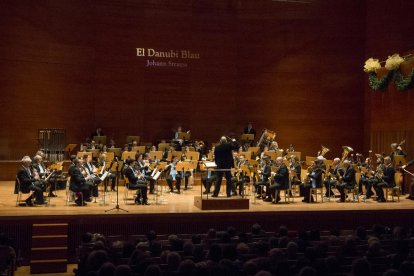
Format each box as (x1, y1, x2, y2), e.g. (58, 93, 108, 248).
(1, 181, 413, 218)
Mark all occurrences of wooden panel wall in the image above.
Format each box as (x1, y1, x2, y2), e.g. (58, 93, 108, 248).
(0, 0, 367, 160)
(364, 0, 414, 159)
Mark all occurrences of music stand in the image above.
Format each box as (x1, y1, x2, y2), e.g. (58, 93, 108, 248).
(132, 146, 146, 153)
(202, 161, 217, 199)
(87, 149, 100, 159)
(305, 156, 316, 166)
(121, 151, 136, 161)
(290, 151, 301, 161)
(240, 165, 251, 198)
(394, 155, 407, 167)
(177, 132, 191, 140)
(77, 151, 92, 159)
(167, 151, 182, 161)
(104, 152, 115, 162)
(249, 147, 260, 156)
(65, 144, 77, 159)
(107, 148, 122, 158)
(158, 143, 170, 152)
(243, 151, 252, 161)
(149, 151, 163, 161)
(185, 151, 199, 161)
(105, 160, 128, 213)
(241, 134, 254, 142)
(264, 151, 277, 161)
(93, 136, 107, 145)
(126, 136, 140, 144)
(155, 162, 168, 205)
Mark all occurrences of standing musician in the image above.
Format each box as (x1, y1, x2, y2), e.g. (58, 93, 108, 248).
(243, 122, 256, 146)
(336, 160, 357, 202)
(124, 158, 150, 205)
(98, 153, 117, 192)
(166, 156, 182, 194)
(32, 154, 57, 197)
(212, 136, 239, 197)
(323, 158, 342, 198)
(16, 156, 46, 206)
(365, 155, 385, 199)
(402, 159, 414, 200)
(232, 153, 250, 196)
(301, 159, 323, 203)
(374, 156, 395, 202)
(82, 155, 101, 197)
(69, 158, 93, 206)
(269, 157, 289, 203)
(254, 156, 272, 200)
(289, 155, 302, 192)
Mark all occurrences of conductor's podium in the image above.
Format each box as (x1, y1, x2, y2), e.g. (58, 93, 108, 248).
(194, 196, 249, 210)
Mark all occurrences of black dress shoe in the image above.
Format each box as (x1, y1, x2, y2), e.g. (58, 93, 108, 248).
(264, 197, 272, 202)
(85, 198, 92, 202)
(135, 198, 142, 205)
(34, 200, 46, 205)
(377, 198, 386, 202)
(48, 193, 57, 197)
(25, 199, 34, 206)
(203, 191, 210, 195)
(211, 194, 218, 198)
(75, 199, 85, 206)
(142, 199, 150, 205)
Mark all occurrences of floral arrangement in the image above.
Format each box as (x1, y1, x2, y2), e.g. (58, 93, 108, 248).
(364, 53, 413, 92)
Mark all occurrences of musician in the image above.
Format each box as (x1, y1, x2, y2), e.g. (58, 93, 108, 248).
(32, 154, 57, 197)
(98, 153, 117, 192)
(255, 156, 272, 199)
(90, 127, 104, 139)
(142, 153, 156, 194)
(402, 159, 414, 200)
(269, 157, 289, 203)
(201, 170, 216, 195)
(374, 156, 395, 202)
(212, 136, 239, 197)
(83, 155, 101, 197)
(337, 160, 357, 202)
(69, 158, 93, 206)
(323, 158, 342, 198)
(124, 158, 149, 205)
(243, 123, 256, 146)
(390, 143, 407, 163)
(289, 155, 302, 191)
(166, 156, 182, 194)
(233, 153, 250, 196)
(178, 154, 192, 191)
(358, 158, 372, 196)
(16, 156, 46, 206)
(301, 159, 323, 203)
(365, 155, 385, 199)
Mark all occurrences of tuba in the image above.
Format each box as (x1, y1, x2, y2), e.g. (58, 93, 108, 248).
(340, 146, 354, 164)
(320, 145, 330, 157)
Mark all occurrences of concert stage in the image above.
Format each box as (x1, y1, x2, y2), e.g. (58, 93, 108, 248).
(0, 181, 413, 265)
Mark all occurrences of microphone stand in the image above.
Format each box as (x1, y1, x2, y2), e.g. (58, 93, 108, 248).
(105, 159, 128, 213)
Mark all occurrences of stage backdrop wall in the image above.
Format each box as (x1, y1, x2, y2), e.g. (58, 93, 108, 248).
(364, 0, 414, 160)
(0, 0, 366, 160)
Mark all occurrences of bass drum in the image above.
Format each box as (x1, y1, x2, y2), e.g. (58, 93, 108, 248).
(256, 129, 276, 149)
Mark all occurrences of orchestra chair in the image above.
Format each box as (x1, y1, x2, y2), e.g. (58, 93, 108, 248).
(309, 186, 324, 203)
(15, 176, 33, 207)
(65, 177, 84, 206)
(123, 176, 139, 204)
(344, 185, 359, 202)
(273, 183, 294, 204)
(384, 172, 402, 202)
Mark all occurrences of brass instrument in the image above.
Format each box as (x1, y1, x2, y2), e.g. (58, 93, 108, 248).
(340, 146, 354, 164)
(256, 129, 276, 149)
(320, 145, 330, 157)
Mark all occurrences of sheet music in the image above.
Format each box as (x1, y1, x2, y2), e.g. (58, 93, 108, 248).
(204, 161, 217, 168)
(100, 171, 109, 181)
(153, 171, 162, 181)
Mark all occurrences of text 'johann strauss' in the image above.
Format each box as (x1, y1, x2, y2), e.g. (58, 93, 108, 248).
(136, 48, 200, 59)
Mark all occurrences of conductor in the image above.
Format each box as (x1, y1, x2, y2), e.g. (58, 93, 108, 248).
(213, 136, 239, 197)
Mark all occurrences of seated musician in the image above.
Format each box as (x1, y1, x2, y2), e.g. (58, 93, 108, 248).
(69, 158, 93, 206)
(201, 170, 216, 195)
(358, 157, 372, 196)
(374, 156, 395, 202)
(16, 156, 46, 206)
(269, 157, 289, 203)
(288, 155, 302, 196)
(32, 154, 57, 197)
(232, 153, 250, 196)
(255, 156, 272, 200)
(166, 156, 182, 194)
(269, 141, 280, 152)
(142, 153, 156, 194)
(179, 154, 191, 191)
(366, 155, 385, 199)
(336, 160, 357, 202)
(83, 155, 101, 197)
(124, 158, 149, 205)
(390, 142, 407, 163)
(90, 127, 104, 139)
(98, 153, 117, 192)
(323, 158, 342, 198)
(301, 159, 323, 203)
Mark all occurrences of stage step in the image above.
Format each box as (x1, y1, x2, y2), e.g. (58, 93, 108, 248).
(30, 223, 68, 274)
